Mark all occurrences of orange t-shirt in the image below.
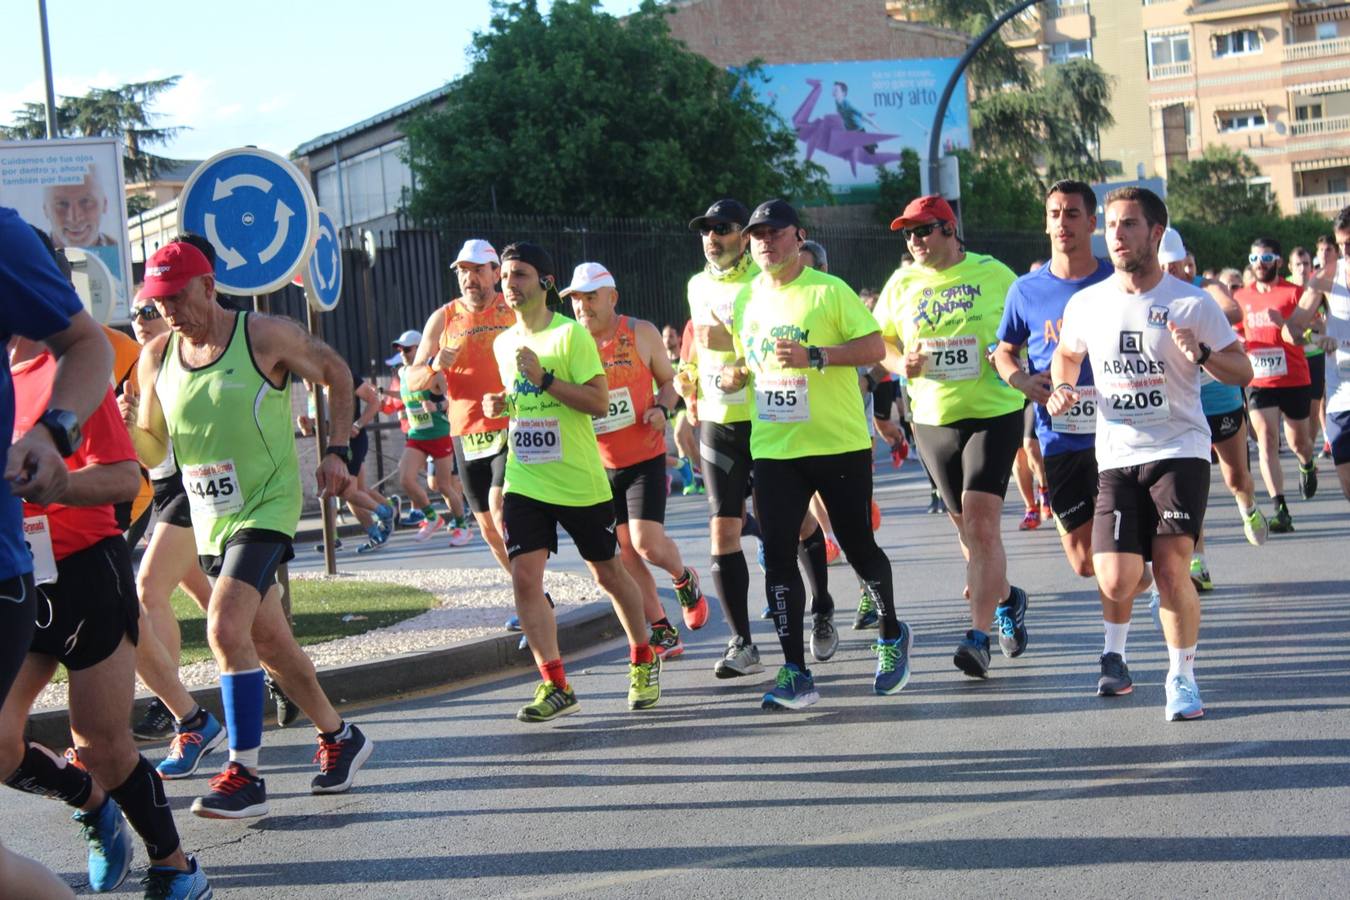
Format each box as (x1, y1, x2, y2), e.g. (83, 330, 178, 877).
(594, 316, 666, 470)
(440, 295, 515, 435)
(103, 325, 141, 390)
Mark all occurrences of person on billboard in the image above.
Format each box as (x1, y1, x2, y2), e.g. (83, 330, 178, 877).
(42, 167, 117, 250)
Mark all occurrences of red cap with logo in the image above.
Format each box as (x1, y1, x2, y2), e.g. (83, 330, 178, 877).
(137, 242, 214, 300)
(889, 195, 956, 232)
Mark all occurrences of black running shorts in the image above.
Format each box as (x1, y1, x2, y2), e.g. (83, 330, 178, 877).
(699, 420, 752, 520)
(1249, 385, 1311, 420)
(501, 492, 617, 562)
(151, 474, 194, 529)
(32, 535, 139, 671)
(1205, 403, 1246, 444)
(1042, 447, 1098, 535)
(453, 432, 508, 515)
(1307, 352, 1326, 402)
(200, 529, 295, 597)
(606, 453, 668, 526)
(913, 408, 1023, 515)
(1093, 458, 1209, 561)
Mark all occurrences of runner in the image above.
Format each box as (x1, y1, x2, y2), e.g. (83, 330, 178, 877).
(4, 327, 211, 896)
(1288, 246, 1328, 460)
(721, 199, 910, 708)
(1049, 186, 1251, 720)
(994, 179, 1143, 695)
(484, 242, 660, 720)
(565, 262, 709, 658)
(1234, 238, 1317, 532)
(132, 240, 373, 817)
(877, 195, 1030, 678)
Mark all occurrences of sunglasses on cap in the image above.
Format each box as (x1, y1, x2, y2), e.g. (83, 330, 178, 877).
(1248, 252, 1277, 264)
(903, 222, 945, 241)
(699, 222, 740, 236)
(132, 305, 161, 321)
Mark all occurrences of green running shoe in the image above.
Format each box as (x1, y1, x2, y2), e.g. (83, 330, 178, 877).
(1268, 502, 1294, 534)
(516, 681, 579, 723)
(628, 656, 661, 710)
(1189, 556, 1213, 592)
(1242, 507, 1268, 546)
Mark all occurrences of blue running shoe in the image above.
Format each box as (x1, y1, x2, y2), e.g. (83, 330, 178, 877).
(157, 712, 225, 780)
(994, 585, 1029, 658)
(505, 615, 522, 632)
(756, 540, 766, 575)
(874, 623, 914, 695)
(761, 664, 819, 711)
(1164, 673, 1205, 721)
(142, 854, 213, 899)
(954, 629, 991, 678)
(402, 509, 426, 528)
(73, 796, 132, 892)
(375, 503, 394, 529)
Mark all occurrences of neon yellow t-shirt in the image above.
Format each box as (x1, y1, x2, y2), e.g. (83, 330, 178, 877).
(494, 313, 612, 507)
(686, 258, 758, 424)
(876, 252, 1023, 426)
(730, 266, 878, 460)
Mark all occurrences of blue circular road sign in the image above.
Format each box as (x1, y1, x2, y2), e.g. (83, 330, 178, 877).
(305, 209, 343, 312)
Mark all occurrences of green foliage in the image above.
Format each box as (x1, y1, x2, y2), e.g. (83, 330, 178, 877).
(901, 0, 1036, 94)
(405, 0, 828, 221)
(1176, 209, 1333, 275)
(874, 149, 922, 226)
(1166, 145, 1278, 225)
(953, 149, 1045, 232)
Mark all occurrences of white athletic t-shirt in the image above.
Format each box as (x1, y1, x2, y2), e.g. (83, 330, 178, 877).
(1323, 258, 1350, 416)
(1059, 273, 1238, 470)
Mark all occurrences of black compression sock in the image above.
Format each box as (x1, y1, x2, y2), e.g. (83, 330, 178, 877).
(711, 551, 752, 641)
(109, 755, 180, 862)
(4, 742, 93, 808)
(798, 527, 832, 617)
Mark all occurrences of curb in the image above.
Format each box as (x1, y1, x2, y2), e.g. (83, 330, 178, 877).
(25, 601, 622, 750)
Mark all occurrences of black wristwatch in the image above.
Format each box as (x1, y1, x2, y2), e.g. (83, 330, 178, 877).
(325, 445, 351, 464)
(1195, 343, 1212, 366)
(653, 403, 670, 420)
(807, 345, 828, 371)
(38, 409, 82, 458)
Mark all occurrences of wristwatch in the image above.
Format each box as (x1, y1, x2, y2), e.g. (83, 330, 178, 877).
(1195, 343, 1212, 366)
(807, 346, 829, 371)
(653, 403, 670, 420)
(325, 445, 351, 464)
(38, 409, 82, 458)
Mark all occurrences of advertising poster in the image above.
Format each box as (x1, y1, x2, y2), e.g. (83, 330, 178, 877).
(748, 58, 971, 205)
(0, 136, 133, 322)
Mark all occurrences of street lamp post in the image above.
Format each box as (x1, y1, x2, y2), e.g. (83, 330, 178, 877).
(37, 0, 59, 138)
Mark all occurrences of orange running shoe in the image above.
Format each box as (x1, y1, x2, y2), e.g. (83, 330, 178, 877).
(870, 500, 882, 532)
(674, 567, 709, 629)
(1018, 508, 1041, 531)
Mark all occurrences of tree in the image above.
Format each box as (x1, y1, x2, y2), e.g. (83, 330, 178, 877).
(403, 0, 828, 221)
(1166, 145, 1278, 224)
(874, 149, 922, 227)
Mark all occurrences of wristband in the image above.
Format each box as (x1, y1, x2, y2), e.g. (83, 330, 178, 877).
(1196, 343, 1212, 366)
(539, 371, 556, 392)
(653, 403, 670, 420)
(1054, 382, 1075, 393)
(325, 445, 351, 464)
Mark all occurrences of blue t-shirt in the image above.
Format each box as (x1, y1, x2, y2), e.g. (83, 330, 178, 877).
(0, 206, 85, 581)
(996, 258, 1114, 457)
(1200, 377, 1243, 416)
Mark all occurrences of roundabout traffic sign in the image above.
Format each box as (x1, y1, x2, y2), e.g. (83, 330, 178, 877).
(305, 208, 343, 312)
(178, 147, 318, 296)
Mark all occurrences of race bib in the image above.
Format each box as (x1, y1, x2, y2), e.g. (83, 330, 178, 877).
(1050, 385, 1098, 435)
(461, 429, 507, 461)
(22, 516, 57, 585)
(181, 459, 244, 521)
(511, 418, 562, 464)
(1248, 346, 1287, 379)
(700, 370, 746, 406)
(1099, 374, 1170, 426)
(755, 374, 809, 423)
(407, 407, 434, 430)
(593, 387, 637, 435)
(921, 335, 981, 382)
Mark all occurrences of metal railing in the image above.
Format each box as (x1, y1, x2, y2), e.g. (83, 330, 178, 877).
(1291, 114, 1350, 137)
(1149, 61, 1193, 80)
(1297, 191, 1350, 213)
(1283, 35, 1350, 62)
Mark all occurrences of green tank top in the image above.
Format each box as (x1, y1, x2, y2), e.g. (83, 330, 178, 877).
(398, 367, 451, 439)
(156, 312, 301, 554)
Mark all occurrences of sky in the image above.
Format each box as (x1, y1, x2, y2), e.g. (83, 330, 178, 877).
(1, 0, 643, 163)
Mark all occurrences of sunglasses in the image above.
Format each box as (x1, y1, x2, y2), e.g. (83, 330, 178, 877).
(903, 223, 944, 241)
(132, 305, 161, 321)
(1248, 252, 1277, 264)
(396, 345, 416, 353)
(699, 223, 740, 236)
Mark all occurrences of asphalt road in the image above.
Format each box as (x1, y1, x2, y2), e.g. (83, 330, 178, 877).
(6, 449, 1349, 897)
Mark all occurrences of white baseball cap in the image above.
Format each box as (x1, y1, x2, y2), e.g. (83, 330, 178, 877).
(559, 262, 616, 298)
(453, 239, 499, 267)
(391, 329, 423, 348)
(1158, 227, 1187, 265)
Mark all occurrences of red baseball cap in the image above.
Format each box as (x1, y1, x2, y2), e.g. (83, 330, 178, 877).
(889, 195, 956, 231)
(137, 242, 214, 300)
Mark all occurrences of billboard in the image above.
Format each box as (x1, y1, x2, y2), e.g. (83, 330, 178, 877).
(0, 137, 133, 323)
(747, 58, 971, 205)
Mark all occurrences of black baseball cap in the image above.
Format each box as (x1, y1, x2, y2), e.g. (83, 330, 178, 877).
(688, 199, 750, 232)
(500, 241, 556, 281)
(745, 199, 801, 232)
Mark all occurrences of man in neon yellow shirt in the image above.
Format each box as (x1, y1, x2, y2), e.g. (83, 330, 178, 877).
(720, 200, 912, 710)
(483, 242, 658, 721)
(876, 195, 1031, 680)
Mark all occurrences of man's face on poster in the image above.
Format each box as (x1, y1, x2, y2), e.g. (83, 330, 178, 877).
(44, 174, 107, 248)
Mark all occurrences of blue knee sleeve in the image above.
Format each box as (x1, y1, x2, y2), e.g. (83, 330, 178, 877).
(220, 668, 265, 752)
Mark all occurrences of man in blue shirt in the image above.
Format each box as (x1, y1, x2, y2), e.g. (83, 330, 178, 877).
(992, 180, 1146, 698)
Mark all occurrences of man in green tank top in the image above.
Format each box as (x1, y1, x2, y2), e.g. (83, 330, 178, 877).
(131, 241, 374, 820)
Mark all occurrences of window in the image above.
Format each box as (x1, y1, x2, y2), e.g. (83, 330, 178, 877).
(1048, 39, 1092, 63)
(1148, 31, 1191, 66)
(1296, 103, 1324, 122)
(1217, 112, 1266, 132)
(1316, 22, 1338, 42)
(1329, 176, 1349, 194)
(1213, 29, 1262, 57)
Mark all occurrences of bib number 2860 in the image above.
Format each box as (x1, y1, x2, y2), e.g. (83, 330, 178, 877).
(512, 418, 562, 463)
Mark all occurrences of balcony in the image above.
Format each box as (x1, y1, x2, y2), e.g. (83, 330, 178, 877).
(1297, 192, 1350, 214)
(1284, 35, 1350, 62)
(1046, 1, 1089, 17)
(1291, 114, 1350, 137)
(1149, 61, 1193, 80)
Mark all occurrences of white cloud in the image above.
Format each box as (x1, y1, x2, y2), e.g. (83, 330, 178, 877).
(257, 93, 293, 115)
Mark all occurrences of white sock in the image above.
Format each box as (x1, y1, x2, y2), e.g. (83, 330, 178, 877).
(229, 746, 260, 770)
(1237, 498, 1255, 517)
(1103, 621, 1130, 659)
(1167, 644, 1197, 680)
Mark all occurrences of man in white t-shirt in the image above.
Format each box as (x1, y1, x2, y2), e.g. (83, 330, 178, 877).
(1049, 186, 1251, 721)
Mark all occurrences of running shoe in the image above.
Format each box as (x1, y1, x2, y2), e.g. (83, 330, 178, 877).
(1164, 673, 1205, 721)
(761, 664, 819, 710)
(673, 567, 709, 630)
(713, 636, 763, 679)
(311, 724, 374, 794)
(313, 539, 344, 552)
(74, 796, 131, 892)
(890, 438, 909, 469)
(505, 614, 522, 632)
(756, 541, 766, 575)
(267, 675, 300, 727)
(628, 655, 662, 710)
(682, 478, 705, 496)
(190, 762, 268, 819)
(516, 681, 579, 722)
(1299, 461, 1318, 500)
(824, 536, 844, 566)
(132, 697, 175, 741)
(1018, 508, 1041, 531)
(650, 623, 684, 660)
(761, 604, 773, 620)
(1321, 439, 1332, 460)
(810, 612, 838, 662)
(415, 515, 443, 542)
(1189, 556, 1214, 592)
(953, 629, 991, 678)
(1268, 501, 1294, 534)
(852, 588, 878, 630)
(1148, 586, 1162, 631)
(873, 623, 914, 695)
(1097, 652, 1133, 696)
(1038, 487, 1053, 522)
(157, 712, 225, 780)
(141, 854, 212, 900)
(870, 500, 882, 532)
(1242, 506, 1269, 546)
(375, 503, 395, 531)
(994, 586, 1029, 658)
(402, 508, 426, 527)
(926, 491, 944, 514)
(446, 525, 472, 547)
(356, 524, 389, 554)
